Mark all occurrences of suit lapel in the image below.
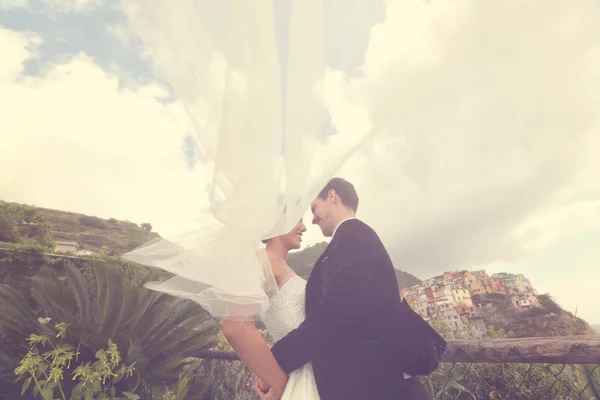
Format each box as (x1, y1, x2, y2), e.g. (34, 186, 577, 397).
(305, 235, 340, 313)
(305, 250, 325, 313)
(314, 227, 343, 265)
(310, 237, 335, 278)
(304, 221, 352, 312)
(315, 249, 329, 266)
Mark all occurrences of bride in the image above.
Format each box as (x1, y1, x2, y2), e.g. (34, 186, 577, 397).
(221, 220, 319, 399)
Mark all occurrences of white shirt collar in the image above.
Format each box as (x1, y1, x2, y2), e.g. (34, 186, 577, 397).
(331, 217, 356, 239)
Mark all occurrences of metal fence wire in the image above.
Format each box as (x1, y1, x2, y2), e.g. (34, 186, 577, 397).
(420, 343, 600, 400)
(198, 337, 600, 400)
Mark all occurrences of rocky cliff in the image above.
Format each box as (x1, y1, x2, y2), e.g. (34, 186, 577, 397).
(472, 293, 595, 338)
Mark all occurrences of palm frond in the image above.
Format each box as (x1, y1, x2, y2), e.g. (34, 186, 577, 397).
(30, 266, 76, 323)
(148, 316, 218, 358)
(2, 260, 216, 397)
(0, 284, 39, 337)
(137, 297, 178, 346)
(63, 261, 91, 323)
(93, 262, 122, 336)
(119, 289, 161, 339)
(142, 300, 209, 347)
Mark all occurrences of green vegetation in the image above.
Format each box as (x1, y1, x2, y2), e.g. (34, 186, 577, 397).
(472, 293, 593, 338)
(140, 223, 152, 233)
(427, 314, 599, 399)
(0, 201, 227, 398)
(0, 202, 54, 248)
(15, 326, 138, 400)
(0, 202, 218, 400)
(0, 200, 158, 254)
(0, 259, 218, 399)
(2, 200, 597, 399)
(78, 215, 108, 230)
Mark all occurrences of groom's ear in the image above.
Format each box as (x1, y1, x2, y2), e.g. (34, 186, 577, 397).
(327, 189, 336, 201)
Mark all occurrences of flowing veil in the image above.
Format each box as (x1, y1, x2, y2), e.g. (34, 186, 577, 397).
(119, 0, 374, 319)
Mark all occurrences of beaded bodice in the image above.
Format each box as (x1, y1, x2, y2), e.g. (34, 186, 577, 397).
(263, 275, 307, 341)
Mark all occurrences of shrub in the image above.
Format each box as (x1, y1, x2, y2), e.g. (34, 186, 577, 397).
(140, 223, 152, 232)
(15, 325, 139, 400)
(0, 203, 53, 247)
(0, 261, 218, 399)
(78, 216, 107, 230)
(538, 293, 562, 314)
(424, 312, 587, 399)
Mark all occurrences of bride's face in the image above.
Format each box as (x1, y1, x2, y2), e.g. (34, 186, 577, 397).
(281, 220, 307, 250)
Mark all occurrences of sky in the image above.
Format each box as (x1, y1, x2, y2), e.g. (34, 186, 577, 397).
(1, 0, 600, 323)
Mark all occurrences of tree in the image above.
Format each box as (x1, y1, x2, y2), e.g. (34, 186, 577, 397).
(0, 209, 19, 243)
(78, 215, 107, 230)
(0, 203, 53, 247)
(140, 223, 152, 232)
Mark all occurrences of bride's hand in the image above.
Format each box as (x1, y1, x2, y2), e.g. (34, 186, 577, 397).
(254, 379, 281, 400)
(255, 387, 281, 400)
(255, 377, 270, 393)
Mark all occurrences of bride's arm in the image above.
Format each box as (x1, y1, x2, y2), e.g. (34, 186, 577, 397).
(221, 318, 288, 396)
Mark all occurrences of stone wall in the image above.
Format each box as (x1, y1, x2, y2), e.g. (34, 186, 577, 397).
(202, 358, 258, 400)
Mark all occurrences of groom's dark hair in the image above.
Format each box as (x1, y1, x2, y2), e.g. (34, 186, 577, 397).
(318, 177, 359, 212)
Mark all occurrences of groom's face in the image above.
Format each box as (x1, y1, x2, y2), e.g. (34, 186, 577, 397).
(311, 195, 334, 237)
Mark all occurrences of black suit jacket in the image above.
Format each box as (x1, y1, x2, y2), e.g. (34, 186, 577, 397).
(271, 219, 446, 399)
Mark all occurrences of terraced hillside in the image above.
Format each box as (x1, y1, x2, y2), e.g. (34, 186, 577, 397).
(1, 200, 420, 289)
(0, 200, 158, 254)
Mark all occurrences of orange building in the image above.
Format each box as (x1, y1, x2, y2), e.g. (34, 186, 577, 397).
(468, 277, 508, 295)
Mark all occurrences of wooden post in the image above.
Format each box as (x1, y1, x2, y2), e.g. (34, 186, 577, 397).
(441, 336, 600, 364)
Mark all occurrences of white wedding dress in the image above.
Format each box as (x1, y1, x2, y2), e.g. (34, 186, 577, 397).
(263, 275, 320, 399)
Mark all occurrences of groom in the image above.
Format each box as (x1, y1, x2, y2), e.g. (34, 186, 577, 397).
(261, 178, 446, 399)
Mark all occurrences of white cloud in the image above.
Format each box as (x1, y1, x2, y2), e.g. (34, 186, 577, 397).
(2, 0, 600, 324)
(105, 22, 136, 45)
(544, 270, 600, 322)
(513, 199, 600, 251)
(0, 0, 28, 10)
(325, 0, 600, 276)
(0, 26, 209, 237)
(41, 0, 104, 13)
(0, 27, 40, 79)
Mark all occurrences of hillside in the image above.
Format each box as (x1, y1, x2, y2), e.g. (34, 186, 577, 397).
(2, 200, 422, 290)
(472, 293, 595, 338)
(0, 200, 158, 254)
(287, 242, 422, 290)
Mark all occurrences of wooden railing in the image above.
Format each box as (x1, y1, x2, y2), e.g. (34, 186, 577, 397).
(199, 335, 600, 364)
(198, 336, 600, 399)
(441, 335, 600, 364)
